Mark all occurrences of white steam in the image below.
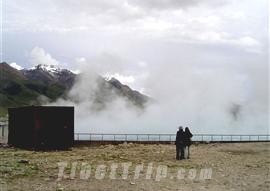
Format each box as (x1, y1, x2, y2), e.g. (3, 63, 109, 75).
(30, 47, 60, 67)
(41, 49, 269, 135)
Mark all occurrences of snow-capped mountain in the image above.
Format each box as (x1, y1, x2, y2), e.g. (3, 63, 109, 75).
(9, 62, 24, 70)
(22, 64, 76, 89)
(0, 62, 150, 115)
(31, 64, 62, 73)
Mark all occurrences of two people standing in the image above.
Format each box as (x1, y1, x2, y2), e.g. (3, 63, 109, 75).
(175, 126, 193, 160)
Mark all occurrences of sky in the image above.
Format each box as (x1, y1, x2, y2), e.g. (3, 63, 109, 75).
(1, 0, 269, 134)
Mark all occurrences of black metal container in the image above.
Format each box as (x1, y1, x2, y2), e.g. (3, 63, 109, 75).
(8, 106, 74, 150)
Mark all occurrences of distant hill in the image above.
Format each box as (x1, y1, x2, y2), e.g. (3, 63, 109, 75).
(0, 62, 150, 116)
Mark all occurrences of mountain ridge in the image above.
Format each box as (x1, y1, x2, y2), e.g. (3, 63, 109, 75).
(0, 62, 150, 116)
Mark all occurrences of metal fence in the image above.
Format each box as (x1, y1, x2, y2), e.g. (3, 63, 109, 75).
(1, 120, 269, 143)
(0, 120, 8, 143)
(74, 133, 270, 142)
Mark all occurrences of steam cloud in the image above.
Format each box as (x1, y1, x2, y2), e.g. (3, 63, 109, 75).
(35, 47, 269, 135)
(5, 0, 269, 135)
(30, 47, 60, 67)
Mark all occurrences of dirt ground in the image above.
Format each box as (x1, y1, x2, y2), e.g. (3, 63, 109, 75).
(0, 142, 269, 191)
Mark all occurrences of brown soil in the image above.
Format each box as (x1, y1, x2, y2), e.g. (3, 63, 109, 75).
(0, 142, 269, 191)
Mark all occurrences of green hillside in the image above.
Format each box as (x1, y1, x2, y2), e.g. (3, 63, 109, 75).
(0, 62, 150, 117)
(0, 63, 67, 117)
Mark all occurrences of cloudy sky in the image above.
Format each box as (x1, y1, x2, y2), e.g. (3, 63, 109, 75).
(3, 1, 268, 81)
(1, 0, 269, 133)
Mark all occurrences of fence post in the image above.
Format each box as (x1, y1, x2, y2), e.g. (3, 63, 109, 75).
(231, 135, 232, 141)
(159, 134, 161, 142)
(102, 134, 103, 141)
(137, 135, 138, 141)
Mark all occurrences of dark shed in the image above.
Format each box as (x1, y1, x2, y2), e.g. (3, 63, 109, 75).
(8, 106, 74, 150)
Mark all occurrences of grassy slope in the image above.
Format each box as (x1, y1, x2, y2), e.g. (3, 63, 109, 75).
(0, 79, 66, 117)
(0, 62, 68, 117)
(0, 143, 269, 191)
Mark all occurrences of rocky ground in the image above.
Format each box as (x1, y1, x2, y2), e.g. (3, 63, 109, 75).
(0, 142, 269, 191)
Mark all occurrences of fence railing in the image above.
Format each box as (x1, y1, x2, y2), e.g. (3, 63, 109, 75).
(1, 120, 269, 143)
(74, 133, 270, 142)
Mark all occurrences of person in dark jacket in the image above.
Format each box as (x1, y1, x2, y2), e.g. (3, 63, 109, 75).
(175, 126, 185, 160)
(183, 127, 193, 159)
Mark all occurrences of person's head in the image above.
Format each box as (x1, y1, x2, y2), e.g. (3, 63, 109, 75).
(185, 127, 190, 132)
(178, 126, 183, 131)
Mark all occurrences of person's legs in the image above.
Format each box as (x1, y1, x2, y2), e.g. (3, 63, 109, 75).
(176, 145, 180, 160)
(187, 146, 190, 159)
(180, 145, 185, 159)
(183, 146, 187, 159)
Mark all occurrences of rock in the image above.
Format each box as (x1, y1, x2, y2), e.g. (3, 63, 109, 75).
(18, 159, 29, 164)
(241, 182, 247, 186)
(56, 184, 64, 191)
(0, 143, 8, 148)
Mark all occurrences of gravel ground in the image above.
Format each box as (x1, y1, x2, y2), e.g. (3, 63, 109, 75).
(0, 142, 269, 191)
